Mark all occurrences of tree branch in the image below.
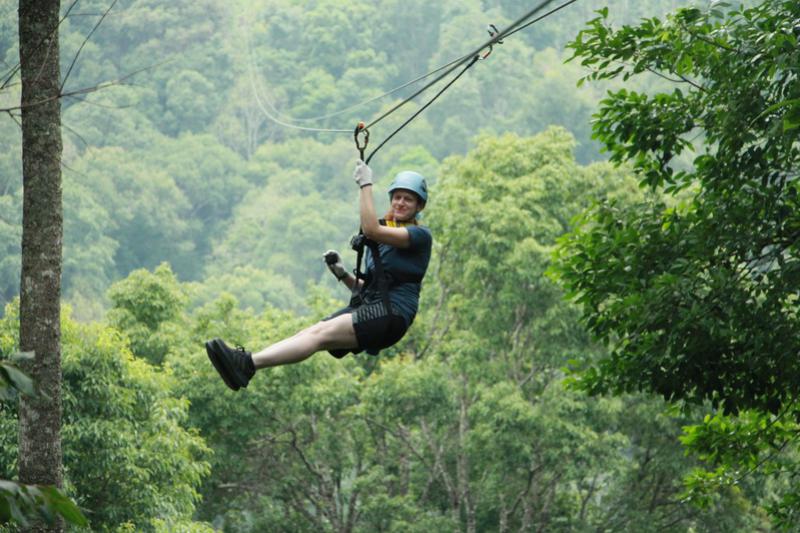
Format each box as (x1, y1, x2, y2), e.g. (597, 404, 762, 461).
(420, 418, 458, 511)
(60, 0, 120, 93)
(286, 426, 325, 484)
(64, 93, 133, 110)
(679, 23, 738, 53)
(645, 66, 707, 93)
(417, 245, 451, 360)
(361, 416, 429, 465)
(0, 0, 81, 91)
(0, 58, 173, 114)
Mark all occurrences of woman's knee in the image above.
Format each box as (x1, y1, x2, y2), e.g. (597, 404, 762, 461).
(310, 315, 355, 347)
(299, 320, 334, 339)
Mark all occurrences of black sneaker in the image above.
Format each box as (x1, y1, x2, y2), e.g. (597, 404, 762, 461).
(205, 340, 240, 391)
(209, 338, 256, 390)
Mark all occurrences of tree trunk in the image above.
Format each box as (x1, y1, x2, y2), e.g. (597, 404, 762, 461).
(17, 1, 64, 532)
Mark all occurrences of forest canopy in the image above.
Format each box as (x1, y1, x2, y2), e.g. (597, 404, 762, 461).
(2, 0, 796, 531)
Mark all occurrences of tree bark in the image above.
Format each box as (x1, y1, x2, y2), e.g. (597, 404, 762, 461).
(17, 1, 64, 532)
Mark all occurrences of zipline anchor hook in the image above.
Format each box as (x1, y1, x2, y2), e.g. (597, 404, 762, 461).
(480, 24, 503, 60)
(354, 121, 370, 161)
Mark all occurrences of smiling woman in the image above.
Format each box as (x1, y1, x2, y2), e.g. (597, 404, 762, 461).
(204, 159, 433, 391)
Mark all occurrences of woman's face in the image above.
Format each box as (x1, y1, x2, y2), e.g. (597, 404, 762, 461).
(390, 189, 422, 222)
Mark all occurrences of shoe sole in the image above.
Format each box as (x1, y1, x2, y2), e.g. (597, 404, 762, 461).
(205, 340, 240, 391)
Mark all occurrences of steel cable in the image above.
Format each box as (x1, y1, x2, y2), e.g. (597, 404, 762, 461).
(363, 0, 560, 131)
(245, 0, 579, 142)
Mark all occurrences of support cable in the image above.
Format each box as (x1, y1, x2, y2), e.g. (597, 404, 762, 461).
(245, 0, 579, 150)
(364, 55, 479, 164)
(244, 17, 471, 126)
(247, 61, 351, 133)
(502, 0, 580, 40)
(281, 53, 471, 123)
(363, 0, 559, 131)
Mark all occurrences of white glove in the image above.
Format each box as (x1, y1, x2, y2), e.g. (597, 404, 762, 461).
(323, 250, 347, 280)
(353, 160, 373, 188)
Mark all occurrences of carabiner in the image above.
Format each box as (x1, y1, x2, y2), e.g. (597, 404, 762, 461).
(480, 24, 503, 60)
(354, 121, 370, 161)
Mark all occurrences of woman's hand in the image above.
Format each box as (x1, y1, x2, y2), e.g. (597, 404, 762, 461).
(353, 160, 373, 188)
(323, 250, 347, 281)
(353, 160, 412, 248)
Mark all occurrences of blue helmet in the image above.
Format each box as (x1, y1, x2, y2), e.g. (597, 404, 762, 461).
(388, 171, 428, 204)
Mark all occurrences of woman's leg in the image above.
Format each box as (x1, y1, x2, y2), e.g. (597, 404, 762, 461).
(251, 313, 357, 369)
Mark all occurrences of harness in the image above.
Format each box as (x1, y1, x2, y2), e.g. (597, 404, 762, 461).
(349, 219, 423, 314)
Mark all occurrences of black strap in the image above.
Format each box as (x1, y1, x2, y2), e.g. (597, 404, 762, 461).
(365, 55, 479, 165)
(350, 231, 391, 312)
(366, 239, 393, 314)
(350, 218, 425, 315)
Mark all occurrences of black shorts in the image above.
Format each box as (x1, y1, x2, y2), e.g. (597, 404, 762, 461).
(324, 301, 409, 358)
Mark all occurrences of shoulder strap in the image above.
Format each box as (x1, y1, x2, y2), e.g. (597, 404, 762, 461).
(351, 219, 420, 312)
(350, 227, 391, 313)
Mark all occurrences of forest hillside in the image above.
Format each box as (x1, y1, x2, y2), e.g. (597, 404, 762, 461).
(3, 0, 798, 531)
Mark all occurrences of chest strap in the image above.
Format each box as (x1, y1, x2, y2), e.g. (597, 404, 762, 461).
(349, 219, 419, 311)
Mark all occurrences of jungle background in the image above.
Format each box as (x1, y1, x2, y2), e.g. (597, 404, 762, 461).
(2, 0, 799, 531)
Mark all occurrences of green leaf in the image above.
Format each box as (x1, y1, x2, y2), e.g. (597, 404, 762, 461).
(42, 486, 88, 527)
(0, 496, 11, 525)
(1, 363, 34, 396)
(753, 97, 800, 123)
(782, 104, 800, 132)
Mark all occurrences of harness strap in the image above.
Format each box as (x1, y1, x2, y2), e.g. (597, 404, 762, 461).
(350, 219, 420, 313)
(364, 55, 479, 165)
(367, 239, 392, 314)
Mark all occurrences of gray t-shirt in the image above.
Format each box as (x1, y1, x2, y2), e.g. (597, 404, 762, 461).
(364, 225, 432, 327)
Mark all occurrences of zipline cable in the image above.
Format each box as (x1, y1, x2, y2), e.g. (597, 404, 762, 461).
(244, 24, 353, 133)
(360, 0, 575, 162)
(244, 11, 473, 126)
(247, 59, 352, 133)
(245, 0, 578, 149)
(277, 53, 472, 123)
(365, 55, 479, 164)
(247, 44, 471, 126)
(363, 0, 559, 132)
(251, 0, 567, 133)
(503, 0, 580, 39)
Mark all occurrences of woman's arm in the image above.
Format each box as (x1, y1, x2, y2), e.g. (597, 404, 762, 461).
(339, 272, 364, 291)
(324, 250, 364, 291)
(359, 184, 411, 248)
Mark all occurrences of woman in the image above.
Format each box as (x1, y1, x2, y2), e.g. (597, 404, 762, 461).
(205, 159, 433, 391)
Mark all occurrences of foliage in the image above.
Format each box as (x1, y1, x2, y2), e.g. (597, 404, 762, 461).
(2, 0, 784, 530)
(208, 165, 354, 290)
(0, 301, 211, 532)
(553, 1, 800, 528)
(556, 0, 800, 414)
(413, 128, 759, 531)
(0, 481, 86, 529)
(0, 351, 86, 529)
(0, 359, 31, 401)
(427, 127, 642, 372)
(107, 263, 188, 365)
(679, 406, 800, 530)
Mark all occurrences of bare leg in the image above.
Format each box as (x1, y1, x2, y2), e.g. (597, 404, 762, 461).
(251, 313, 357, 369)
